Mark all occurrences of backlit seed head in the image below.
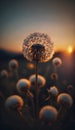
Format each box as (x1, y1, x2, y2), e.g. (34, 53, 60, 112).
(67, 85, 73, 90)
(29, 74, 46, 88)
(23, 32, 54, 62)
(0, 70, 8, 78)
(52, 57, 62, 67)
(48, 86, 59, 97)
(57, 93, 73, 108)
(39, 106, 58, 123)
(16, 79, 31, 94)
(50, 72, 58, 81)
(5, 95, 24, 111)
(9, 59, 19, 71)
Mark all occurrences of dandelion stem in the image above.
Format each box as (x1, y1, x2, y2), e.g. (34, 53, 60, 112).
(17, 109, 33, 128)
(35, 60, 39, 121)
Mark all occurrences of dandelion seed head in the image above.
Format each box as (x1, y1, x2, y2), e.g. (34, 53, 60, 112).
(0, 70, 8, 78)
(23, 32, 54, 62)
(16, 79, 31, 94)
(39, 105, 58, 123)
(50, 72, 58, 81)
(48, 86, 59, 96)
(29, 74, 46, 88)
(52, 57, 62, 67)
(57, 93, 73, 108)
(9, 59, 19, 71)
(5, 95, 24, 111)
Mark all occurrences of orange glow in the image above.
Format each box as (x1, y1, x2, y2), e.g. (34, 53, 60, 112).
(67, 46, 73, 54)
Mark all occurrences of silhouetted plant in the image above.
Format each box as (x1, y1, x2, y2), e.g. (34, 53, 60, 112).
(22, 32, 54, 122)
(0, 32, 74, 130)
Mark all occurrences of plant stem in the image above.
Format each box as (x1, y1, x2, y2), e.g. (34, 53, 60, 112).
(17, 109, 33, 128)
(35, 60, 39, 121)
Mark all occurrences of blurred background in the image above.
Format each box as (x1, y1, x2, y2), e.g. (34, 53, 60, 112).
(0, 0, 75, 130)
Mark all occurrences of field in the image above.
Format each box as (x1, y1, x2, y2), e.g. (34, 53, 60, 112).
(0, 49, 75, 130)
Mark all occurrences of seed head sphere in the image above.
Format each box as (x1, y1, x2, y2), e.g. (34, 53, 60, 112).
(5, 95, 24, 111)
(57, 93, 73, 108)
(52, 57, 62, 67)
(39, 106, 58, 123)
(23, 32, 54, 62)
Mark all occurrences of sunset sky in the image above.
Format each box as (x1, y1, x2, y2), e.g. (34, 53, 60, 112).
(0, 0, 75, 52)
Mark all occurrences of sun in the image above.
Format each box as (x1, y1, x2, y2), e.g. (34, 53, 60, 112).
(67, 46, 73, 54)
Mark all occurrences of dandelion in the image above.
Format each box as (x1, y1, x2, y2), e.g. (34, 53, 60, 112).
(16, 78, 35, 122)
(45, 86, 59, 105)
(16, 78, 33, 97)
(23, 32, 54, 62)
(50, 72, 58, 81)
(57, 93, 73, 108)
(48, 86, 59, 97)
(29, 74, 46, 88)
(22, 32, 54, 120)
(0, 70, 8, 79)
(52, 57, 62, 69)
(5, 95, 24, 111)
(57, 93, 73, 119)
(9, 59, 19, 79)
(9, 59, 19, 71)
(39, 105, 58, 124)
(5, 95, 33, 127)
(16, 79, 31, 93)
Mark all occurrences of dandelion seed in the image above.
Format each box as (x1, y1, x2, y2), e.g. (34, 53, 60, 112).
(39, 105, 58, 124)
(5, 95, 24, 111)
(23, 32, 54, 62)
